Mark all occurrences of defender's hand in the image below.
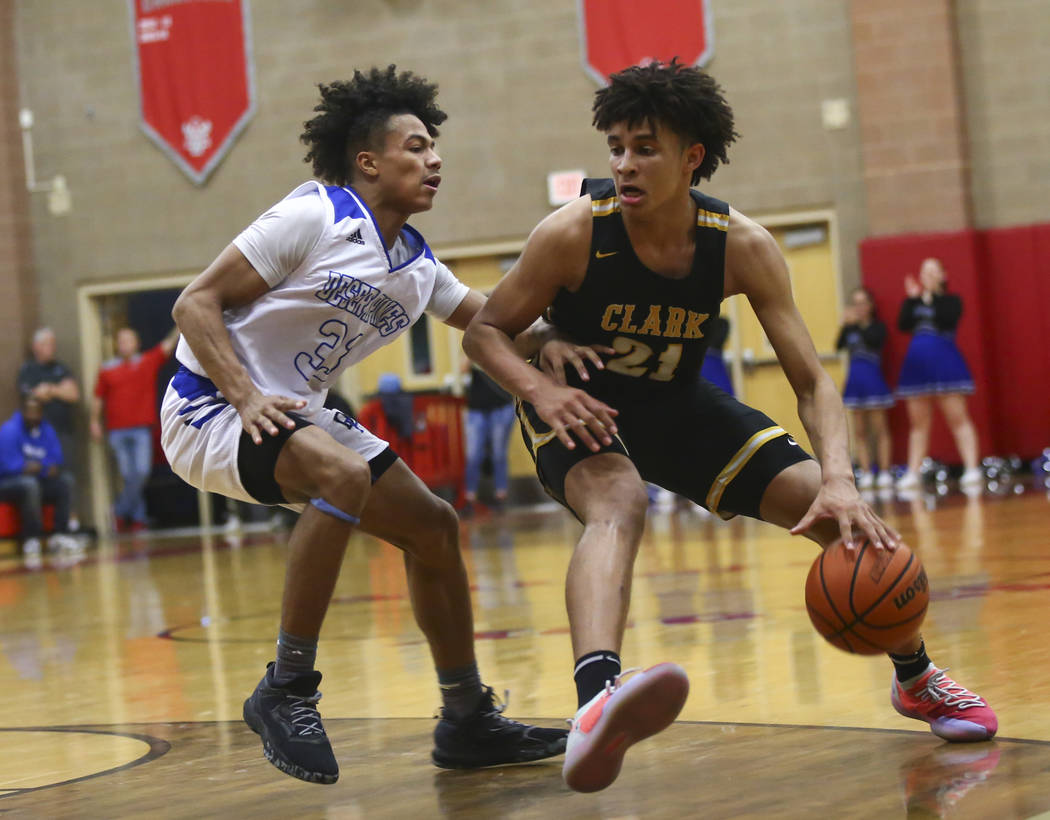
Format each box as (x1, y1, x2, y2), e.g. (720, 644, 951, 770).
(790, 476, 900, 550)
(236, 391, 307, 445)
(539, 339, 616, 386)
(531, 384, 618, 452)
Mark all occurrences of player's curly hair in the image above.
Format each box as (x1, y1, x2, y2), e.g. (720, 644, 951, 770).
(300, 65, 447, 185)
(592, 59, 738, 184)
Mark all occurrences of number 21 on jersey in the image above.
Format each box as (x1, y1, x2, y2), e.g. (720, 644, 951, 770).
(605, 336, 683, 382)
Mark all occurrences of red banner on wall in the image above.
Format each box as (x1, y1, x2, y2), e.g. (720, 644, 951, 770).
(578, 0, 714, 86)
(129, 0, 255, 185)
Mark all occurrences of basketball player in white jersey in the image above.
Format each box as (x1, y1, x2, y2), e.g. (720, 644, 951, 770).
(161, 66, 567, 785)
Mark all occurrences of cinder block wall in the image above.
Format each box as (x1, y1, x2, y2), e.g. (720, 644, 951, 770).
(13, 0, 866, 346)
(956, 0, 1050, 228)
(8, 0, 1048, 411)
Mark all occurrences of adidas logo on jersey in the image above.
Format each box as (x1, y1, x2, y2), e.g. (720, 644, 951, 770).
(346, 228, 365, 245)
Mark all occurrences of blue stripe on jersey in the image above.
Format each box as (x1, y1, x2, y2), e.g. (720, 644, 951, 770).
(393, 224, 431, 271)
(407, 224, 435, 263)
(327, 185, 432, 270)
(325, 186, 365, 223)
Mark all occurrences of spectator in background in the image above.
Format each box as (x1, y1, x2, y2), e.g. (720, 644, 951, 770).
(91, 325, 179, 532)
(377, 372, 415, 439)
(700, 315, 734, 396)
(18, 327, 81, 470)
(837, 288, 894, 490)
(895, 258, 981, 491)
(0, 394, 78, 559)
(462, 362, 515, 516)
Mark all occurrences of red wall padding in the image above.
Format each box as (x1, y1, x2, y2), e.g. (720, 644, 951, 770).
(980, 227, 1050, 457)
(356, 394, 466, 504)
(858, 224, 1050, 464)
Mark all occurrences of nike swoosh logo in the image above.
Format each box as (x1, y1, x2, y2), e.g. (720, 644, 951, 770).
(786, 437, 799, 446)
(595, 250, 618, 259)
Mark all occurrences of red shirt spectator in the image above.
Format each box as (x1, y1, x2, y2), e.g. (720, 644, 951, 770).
(94, 345, 169, 429)
(91, 327, 178, 439)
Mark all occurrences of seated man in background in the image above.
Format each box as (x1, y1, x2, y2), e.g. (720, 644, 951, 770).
(18, 327, 81, 468)
(0, 395, 78, 558)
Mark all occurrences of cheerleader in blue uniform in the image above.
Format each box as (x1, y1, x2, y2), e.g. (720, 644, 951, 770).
(895, 258, 981, 490)
(700, 316, 734, 396)
(837, 288, 894, 489)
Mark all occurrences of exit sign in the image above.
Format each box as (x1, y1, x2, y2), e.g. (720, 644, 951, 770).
(547, 169, 586, 206)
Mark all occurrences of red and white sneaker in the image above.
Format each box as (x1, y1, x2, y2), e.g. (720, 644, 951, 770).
(562, 662, 689, 793)
(891, 665, 998, 741)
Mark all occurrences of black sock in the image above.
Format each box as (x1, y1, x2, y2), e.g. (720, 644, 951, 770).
(438, 662, 484, 720)
(273, 629, 318, 684)
(574, 650, 621, 708)
(889, 640, 931, 685)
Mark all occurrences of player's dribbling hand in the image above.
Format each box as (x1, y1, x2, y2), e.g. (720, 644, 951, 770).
(538, 339, 616, 386)
(790, 476, 901, 551)
(236, 391, 307, 445)
(532, 384, 618, 452)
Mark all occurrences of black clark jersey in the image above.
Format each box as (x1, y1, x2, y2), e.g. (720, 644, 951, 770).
(547, 178, 729, 400)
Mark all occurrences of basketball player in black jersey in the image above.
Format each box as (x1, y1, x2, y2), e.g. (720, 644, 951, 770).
(463, 60, 997, 793)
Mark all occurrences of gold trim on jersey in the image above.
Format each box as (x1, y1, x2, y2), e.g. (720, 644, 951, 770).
(705, 425, 788, 512)
(697, 208, 729, 231)
(591, 195, 725, 230)
(591, 196, 621, 217)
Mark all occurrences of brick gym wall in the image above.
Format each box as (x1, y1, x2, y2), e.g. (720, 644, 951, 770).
(0, 0, 35, 419)
(850, 0, 973, 236)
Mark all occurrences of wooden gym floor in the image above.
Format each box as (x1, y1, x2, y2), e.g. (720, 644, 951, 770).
(1, 484, 1049, 818)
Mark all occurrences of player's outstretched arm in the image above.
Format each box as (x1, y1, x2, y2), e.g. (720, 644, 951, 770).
(172, 244, 305, 444)
(437, 285, 570, 365)
(463, 197, 617, 452)
(725, 210, 898, 550)
(159, 323, 181, 358)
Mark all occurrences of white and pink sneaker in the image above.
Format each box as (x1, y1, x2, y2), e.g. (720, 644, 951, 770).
(563, 662, 689, 793)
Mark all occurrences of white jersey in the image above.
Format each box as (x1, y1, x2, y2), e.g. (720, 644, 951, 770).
(175, 181, 469, 415)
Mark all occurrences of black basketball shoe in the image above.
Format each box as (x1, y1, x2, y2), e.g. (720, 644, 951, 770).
(432, 686, 569, 769)
(242, 662, 339, 784)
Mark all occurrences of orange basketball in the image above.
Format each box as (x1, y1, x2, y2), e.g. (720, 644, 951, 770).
(805, 539, 929, 655)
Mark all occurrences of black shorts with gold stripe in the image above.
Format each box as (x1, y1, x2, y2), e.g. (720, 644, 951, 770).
(516, 377, 812, 520)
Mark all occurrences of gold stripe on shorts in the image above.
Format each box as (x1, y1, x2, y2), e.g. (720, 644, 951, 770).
(705, 425, 788, 513)
(516, 399, 558, 456)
